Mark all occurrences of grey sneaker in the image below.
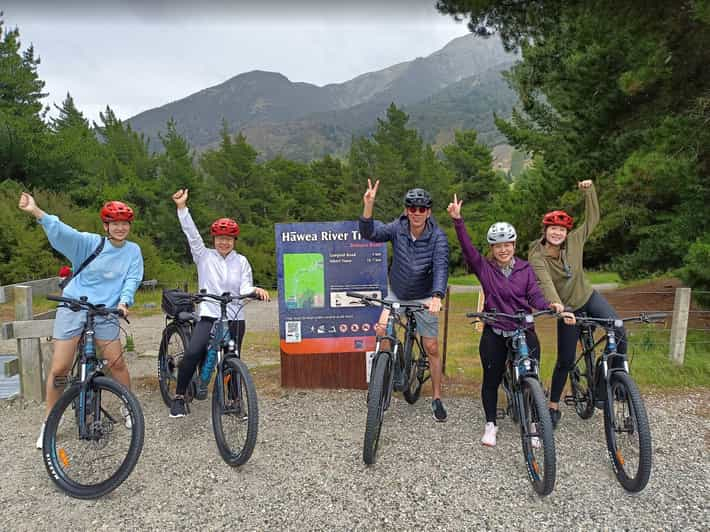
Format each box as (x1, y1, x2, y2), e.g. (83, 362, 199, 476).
(431, 399, 448, 422)
(170, 395, 186, 418)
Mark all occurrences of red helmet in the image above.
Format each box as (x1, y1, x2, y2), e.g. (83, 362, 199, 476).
(100, 201, 134, 222)
(542, 210, 574, 230)
(210, 218, 240, 237)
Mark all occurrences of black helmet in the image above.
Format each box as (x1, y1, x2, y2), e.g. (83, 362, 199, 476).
(404, 188, 432, 208)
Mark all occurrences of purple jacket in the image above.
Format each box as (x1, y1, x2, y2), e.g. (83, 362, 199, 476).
(454, 218, 549, 331)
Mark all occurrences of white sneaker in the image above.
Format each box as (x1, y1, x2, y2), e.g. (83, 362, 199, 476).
(36, 422, 45, 450)
(481, 422, 498, 447)
(120, 406, 132, 429)
(530, 422, 541, 449)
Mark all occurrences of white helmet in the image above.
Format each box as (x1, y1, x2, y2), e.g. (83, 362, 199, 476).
(487, 222, 517, 244)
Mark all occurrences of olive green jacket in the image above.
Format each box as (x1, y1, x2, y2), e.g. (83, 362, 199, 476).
(528, 184, 600, 310)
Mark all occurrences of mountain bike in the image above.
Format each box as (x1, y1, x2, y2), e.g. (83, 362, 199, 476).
(346, 292, 429, 465)
(158, 289, 260, 466)
(467, 310, 557, 496)
(564, 312, 665, 492)
(42, 295, 145, 499)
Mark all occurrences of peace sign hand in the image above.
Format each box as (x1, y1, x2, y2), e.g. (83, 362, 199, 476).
(363, 178, 379, 207)
(447, 193, 463, 220)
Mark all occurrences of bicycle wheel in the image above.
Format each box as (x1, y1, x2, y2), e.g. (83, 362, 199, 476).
(402, 336, 423, 404)
(157, 322, 190, 407)
(569, 353, 595, 419)
(520, 377, 556, 496)
(603, 371, 652, 492)
(363, 352, 391, 465)
(43, 377, 145, 499)
(212, 357, 259, 466)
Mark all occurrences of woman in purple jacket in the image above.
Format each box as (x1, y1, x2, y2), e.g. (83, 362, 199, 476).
(447, 195, 573, 447)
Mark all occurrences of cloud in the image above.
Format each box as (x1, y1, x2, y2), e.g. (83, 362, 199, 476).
(2, 1, 472, 123)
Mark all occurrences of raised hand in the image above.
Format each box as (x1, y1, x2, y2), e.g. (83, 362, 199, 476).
(172, 188, 189, 208)
(18, 192, 37, 213)
(447, 193, 463, 220)
(18, 192, 43, 219)
(578, 180, 593, 190)
(363, 178, 379, 207)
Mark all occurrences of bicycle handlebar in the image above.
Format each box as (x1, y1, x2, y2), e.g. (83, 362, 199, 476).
(345, 291, 428, 311)
(465, 309, 555, 322)
(47, 294, 127, 321)
(192, 290, 259, 305)
(575, 312, 667, 327)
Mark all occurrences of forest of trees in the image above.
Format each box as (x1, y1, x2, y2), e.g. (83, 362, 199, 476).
(1, 4, 709, 297)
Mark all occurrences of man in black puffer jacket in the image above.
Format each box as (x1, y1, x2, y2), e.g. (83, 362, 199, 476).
(359, 179, 450, 422)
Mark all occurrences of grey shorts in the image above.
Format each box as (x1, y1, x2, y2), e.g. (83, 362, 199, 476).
(52, 306, 120, 341)
(386, 292, 439, 339)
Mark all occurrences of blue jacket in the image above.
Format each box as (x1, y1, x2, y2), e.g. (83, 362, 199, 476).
(359, 214, 449, 300)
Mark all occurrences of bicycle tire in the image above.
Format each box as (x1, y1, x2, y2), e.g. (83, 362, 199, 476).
(157, 322, 191, 407)
(363, 352, 391, 465)
(520, 377, 556, 496)
(402, 335, 423, 404)
(211, 357, 259, 466)
(603, 371, 652, 492)
(570, 352, 595, 419)
(43, 377, 145, 499)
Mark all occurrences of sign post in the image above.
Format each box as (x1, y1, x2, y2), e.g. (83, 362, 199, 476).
(276, 221, 388, 389)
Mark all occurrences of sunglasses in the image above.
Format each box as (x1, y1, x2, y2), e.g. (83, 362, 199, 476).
(406, 206, 429, 214)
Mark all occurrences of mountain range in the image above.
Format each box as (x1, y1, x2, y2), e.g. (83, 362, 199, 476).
(127, 34, 518, 161)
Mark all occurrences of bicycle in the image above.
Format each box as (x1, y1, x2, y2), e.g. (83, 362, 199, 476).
(564, 312, 665, 492)
(466, 310, 558, 496)
(42, 295, 145, 499)
(346, 292, 430, 465)
(157, 289, 260, 466)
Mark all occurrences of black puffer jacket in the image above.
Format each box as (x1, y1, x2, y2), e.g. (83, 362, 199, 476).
(359, 214, 449, 300)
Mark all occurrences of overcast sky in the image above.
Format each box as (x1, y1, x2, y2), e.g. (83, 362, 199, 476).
(2, 1, 472, 124)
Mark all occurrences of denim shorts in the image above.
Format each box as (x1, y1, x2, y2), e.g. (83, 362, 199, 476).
(52, 306, 120, 341)
(386, 291, 439, 338)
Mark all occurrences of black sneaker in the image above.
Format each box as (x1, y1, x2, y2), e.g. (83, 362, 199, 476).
(170, 396, 186, 418)
(195, 378, 209, 400)
(549, 407, 561, 430)
(431, 399, 448, 422)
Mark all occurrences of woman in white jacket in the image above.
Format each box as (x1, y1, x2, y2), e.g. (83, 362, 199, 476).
(169, 189, 269, 418)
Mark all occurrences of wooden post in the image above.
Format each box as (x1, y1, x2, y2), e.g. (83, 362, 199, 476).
(669, 287, 691, 365)
(15, 286, 45, 401)
(442, 286, 451, 375)
(474, 289, 485, 332)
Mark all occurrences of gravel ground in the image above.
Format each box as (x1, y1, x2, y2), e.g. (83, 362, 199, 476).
(0, 386, 708, 531)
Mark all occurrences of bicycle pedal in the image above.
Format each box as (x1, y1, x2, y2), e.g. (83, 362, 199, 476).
(563, 395, 576, 406)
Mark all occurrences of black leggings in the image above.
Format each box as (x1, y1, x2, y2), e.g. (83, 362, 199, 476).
(549, 290, 626, 403)
(176, 318, 245, 396)
(479, 326, 541, 424)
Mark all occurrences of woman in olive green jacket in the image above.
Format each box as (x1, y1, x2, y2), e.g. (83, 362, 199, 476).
(528, 180, 626, 429)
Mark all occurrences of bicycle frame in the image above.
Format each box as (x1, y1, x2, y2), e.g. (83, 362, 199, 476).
(47, 296, 125, 441)
(576, 318, 632, 411)
(193, 291, 252, 417)
(503, 325, 541, 428)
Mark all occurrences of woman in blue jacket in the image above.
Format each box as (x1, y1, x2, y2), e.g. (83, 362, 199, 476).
(18, 192, 144, 449)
